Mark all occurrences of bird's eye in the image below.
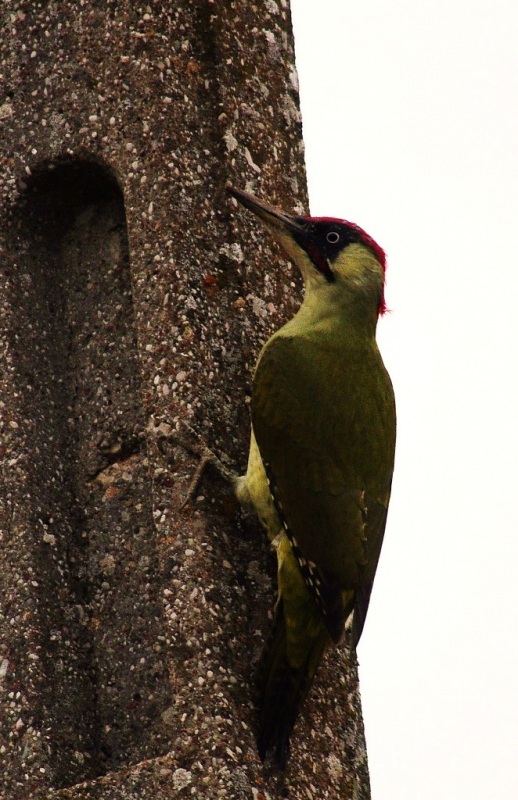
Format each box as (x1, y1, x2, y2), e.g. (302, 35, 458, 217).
(326, 231, 340, 244)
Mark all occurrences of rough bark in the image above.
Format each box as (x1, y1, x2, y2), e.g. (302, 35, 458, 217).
(0, 2, 370, 797)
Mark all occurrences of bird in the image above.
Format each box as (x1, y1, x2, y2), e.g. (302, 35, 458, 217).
(227, 184, 397, 768)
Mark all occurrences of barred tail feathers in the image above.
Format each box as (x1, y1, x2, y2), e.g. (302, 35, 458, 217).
(255, 534, 331, 767)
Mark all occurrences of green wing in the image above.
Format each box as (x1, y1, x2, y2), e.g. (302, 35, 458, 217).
(252, 332, 396, 645)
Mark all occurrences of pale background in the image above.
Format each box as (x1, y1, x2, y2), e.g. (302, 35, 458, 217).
(290, 1, 518, 798)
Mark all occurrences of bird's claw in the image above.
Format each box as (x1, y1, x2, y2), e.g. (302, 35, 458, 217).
(159, 422, 238, 509)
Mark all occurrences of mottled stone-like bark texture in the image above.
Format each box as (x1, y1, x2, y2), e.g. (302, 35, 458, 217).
(0, 2, 370, 798)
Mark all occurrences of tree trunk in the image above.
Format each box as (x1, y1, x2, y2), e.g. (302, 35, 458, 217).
(0, 2, 370, 797)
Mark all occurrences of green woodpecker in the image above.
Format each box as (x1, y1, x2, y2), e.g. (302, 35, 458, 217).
(227, 185, 396, 768)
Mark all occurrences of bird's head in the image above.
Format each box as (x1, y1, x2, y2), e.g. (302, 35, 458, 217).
(227, 184, 387, 316)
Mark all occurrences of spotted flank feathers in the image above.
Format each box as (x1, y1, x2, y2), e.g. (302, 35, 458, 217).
(264, 463, 346, 643)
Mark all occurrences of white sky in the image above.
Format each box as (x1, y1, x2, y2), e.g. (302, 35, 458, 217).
(290, 2, 518, 798)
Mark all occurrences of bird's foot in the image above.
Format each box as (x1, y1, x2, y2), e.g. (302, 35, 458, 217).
(159, 422, 238, 509)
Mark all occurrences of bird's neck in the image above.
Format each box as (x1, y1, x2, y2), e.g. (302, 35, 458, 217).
(283, 283, 379, 343)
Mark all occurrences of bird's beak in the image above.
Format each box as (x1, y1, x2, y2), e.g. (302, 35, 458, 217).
(226, 184, 306, 236)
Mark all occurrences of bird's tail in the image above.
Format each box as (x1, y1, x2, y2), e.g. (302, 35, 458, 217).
(255, 595, 330, 768)
(257, 600, 330, 769)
